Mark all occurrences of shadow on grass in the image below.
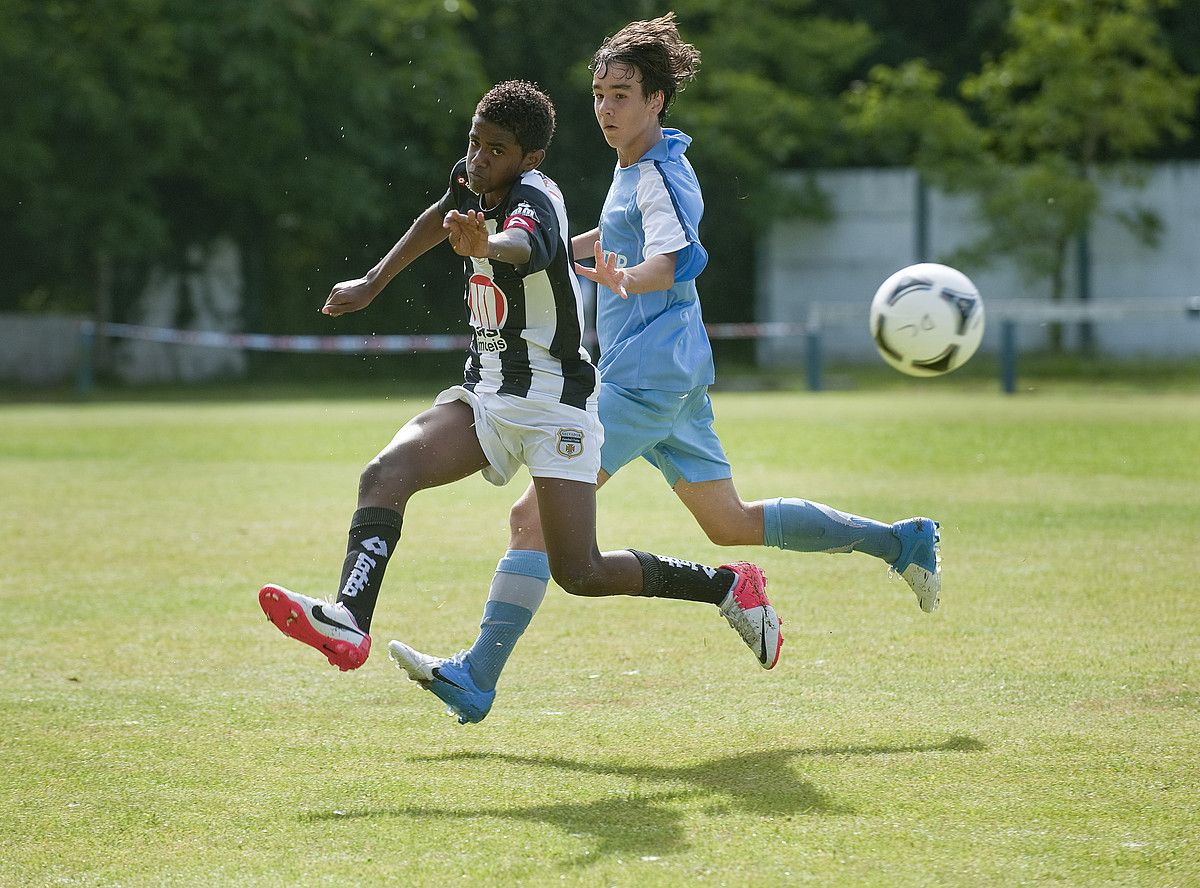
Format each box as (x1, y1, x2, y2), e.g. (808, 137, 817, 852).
(300, 735, 984, 868)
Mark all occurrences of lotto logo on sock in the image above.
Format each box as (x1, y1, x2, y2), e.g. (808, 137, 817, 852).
(341, 553, 376, 598)
(361, 536, 389, 557)
(656, 555, 717, 579)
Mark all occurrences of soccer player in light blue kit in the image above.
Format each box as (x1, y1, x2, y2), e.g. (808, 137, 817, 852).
(388, 15, 939, 724)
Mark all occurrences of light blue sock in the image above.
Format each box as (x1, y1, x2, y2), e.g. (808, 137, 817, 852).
(465, 549, 550, 692)
(762, 498, 901, 563)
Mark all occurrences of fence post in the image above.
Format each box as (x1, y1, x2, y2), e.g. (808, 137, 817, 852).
(806, 329, 823, 392)
(1000, 319, 1017, 395)
(76, 320, 96, 399)
(805, 305, 823, 392)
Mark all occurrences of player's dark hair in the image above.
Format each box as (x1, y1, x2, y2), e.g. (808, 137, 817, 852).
(591, 12, 701, 123)
(475, 80, 556, 154)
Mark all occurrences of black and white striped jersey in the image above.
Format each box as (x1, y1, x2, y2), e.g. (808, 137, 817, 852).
(437, 159, 599, 411)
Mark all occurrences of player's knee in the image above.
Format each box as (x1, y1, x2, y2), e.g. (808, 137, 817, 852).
(548, 555, 604, 597)
(358, 455, 412, 505)
(700, 522, 744, 547)
(508, 497, 543, 544)
(358, 458, 387, 496)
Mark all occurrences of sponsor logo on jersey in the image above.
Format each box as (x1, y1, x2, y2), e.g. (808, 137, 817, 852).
(474, 328, 508, 353)
(556, 428, 585, 459)
(602, 249, 629, 269)
(536, 172, 564, 201)
(504, 202, 539, 235)
(468, 273, 509, 352)
(510, 201, 540, 222)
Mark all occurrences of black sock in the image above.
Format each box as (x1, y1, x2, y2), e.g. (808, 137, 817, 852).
(629, 550, 735, 606)
(335, 507, 403, 633)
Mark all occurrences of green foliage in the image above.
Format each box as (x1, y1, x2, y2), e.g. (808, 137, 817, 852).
(963, 0, 1199, 164)
(844, 0, 1199, 304)
(844, 59, 987, 183)
(0, 0, 486, 322)
(669, 0, 878, 318)
(963, 0, 1198, 297)
(6, 1, 1200, 336)
(457, 1, 880, 324)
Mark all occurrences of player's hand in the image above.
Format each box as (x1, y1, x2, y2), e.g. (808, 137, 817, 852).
(322, 277, 378, 316)
(444, 209, 490, 258)
(574, 240, 629, 299)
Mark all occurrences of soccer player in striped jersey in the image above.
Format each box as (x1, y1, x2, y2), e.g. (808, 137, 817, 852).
(392, 17, 941, 724)
(258, 81, 781, 717)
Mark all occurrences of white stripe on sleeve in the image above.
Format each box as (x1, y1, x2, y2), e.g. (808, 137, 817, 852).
(636, 163, 692, 260)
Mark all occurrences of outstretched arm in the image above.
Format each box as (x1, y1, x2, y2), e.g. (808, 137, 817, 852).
(444, 209, 532, 266)
(322, 202, 449, 317)
(573, 241, 676, 300)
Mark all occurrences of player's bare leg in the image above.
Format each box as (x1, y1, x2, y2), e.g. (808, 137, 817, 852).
(672, 477, 764, 546)
(537, 477, 782, 668)
(261, 401, 490, 669)
(508, 468, 613, 551)
(390, 474, 621, 724)
(391, 473, 782, 724)
(532, 476, 641, 597)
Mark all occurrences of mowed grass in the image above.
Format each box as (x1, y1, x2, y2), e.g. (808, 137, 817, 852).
(1, 387, 1197, 886)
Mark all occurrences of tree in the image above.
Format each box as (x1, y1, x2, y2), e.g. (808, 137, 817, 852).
(846, 0, 1199, 351)
(0, 0, 487, 339)
(463, 1, 877, 328)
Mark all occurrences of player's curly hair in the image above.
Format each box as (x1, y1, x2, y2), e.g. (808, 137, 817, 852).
(475, 80, 556, 154)
(592, 12, 701, 123)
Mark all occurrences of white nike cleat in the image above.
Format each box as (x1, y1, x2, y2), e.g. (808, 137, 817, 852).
(258, 584, 370, 671)
(717, 561, 783, 670)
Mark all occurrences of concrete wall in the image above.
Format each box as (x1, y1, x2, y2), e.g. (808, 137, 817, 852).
(1, 238, 248, 388)
(114, 238, 246, 383)
(0, 314, 86, 386)
(758, 162, 1200, 365)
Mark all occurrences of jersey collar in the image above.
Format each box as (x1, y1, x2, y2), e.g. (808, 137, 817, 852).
(638, 128, 692, 164)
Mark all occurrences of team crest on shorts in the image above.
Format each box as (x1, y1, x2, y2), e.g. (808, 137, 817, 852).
(556, 428, 585, 459)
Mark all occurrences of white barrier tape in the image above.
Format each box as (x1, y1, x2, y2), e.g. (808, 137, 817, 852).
(81, 299, 1196, 355)
(84, 320, 815, 353)
(87, 321, 472, 353)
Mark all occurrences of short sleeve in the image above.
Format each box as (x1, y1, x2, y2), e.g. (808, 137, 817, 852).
(503, 186, 559, 276)
(636, 162, 708, 282)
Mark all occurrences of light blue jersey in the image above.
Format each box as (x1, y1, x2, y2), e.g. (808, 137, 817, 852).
(595, 129, 714, 393)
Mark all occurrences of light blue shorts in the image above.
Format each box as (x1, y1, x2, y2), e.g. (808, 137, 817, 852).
(599, 383, 732, 487)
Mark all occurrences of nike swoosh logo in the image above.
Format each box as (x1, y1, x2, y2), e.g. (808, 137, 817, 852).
(312, 605, 365, 638)
(760, 619, 768, 664)
(431, 667, 467, 690)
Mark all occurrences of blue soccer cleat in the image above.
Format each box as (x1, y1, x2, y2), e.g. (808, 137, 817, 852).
(891, 517, 942, 612)
(387, 640, 495, 725)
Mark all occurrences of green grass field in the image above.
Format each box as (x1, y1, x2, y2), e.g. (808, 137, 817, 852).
(2, 387, 1197, 886)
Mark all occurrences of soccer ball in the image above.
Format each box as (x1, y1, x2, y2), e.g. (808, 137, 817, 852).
(869, 263, 985, 377)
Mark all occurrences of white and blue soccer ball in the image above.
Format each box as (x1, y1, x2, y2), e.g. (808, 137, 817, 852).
(869, 263, 985, 377)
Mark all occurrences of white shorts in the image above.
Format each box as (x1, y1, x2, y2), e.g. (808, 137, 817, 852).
(434, 386, 603, 487)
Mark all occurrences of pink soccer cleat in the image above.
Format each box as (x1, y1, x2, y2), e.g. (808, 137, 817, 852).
(717, 562, 783, 669)
(259, 584, 370, 671)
